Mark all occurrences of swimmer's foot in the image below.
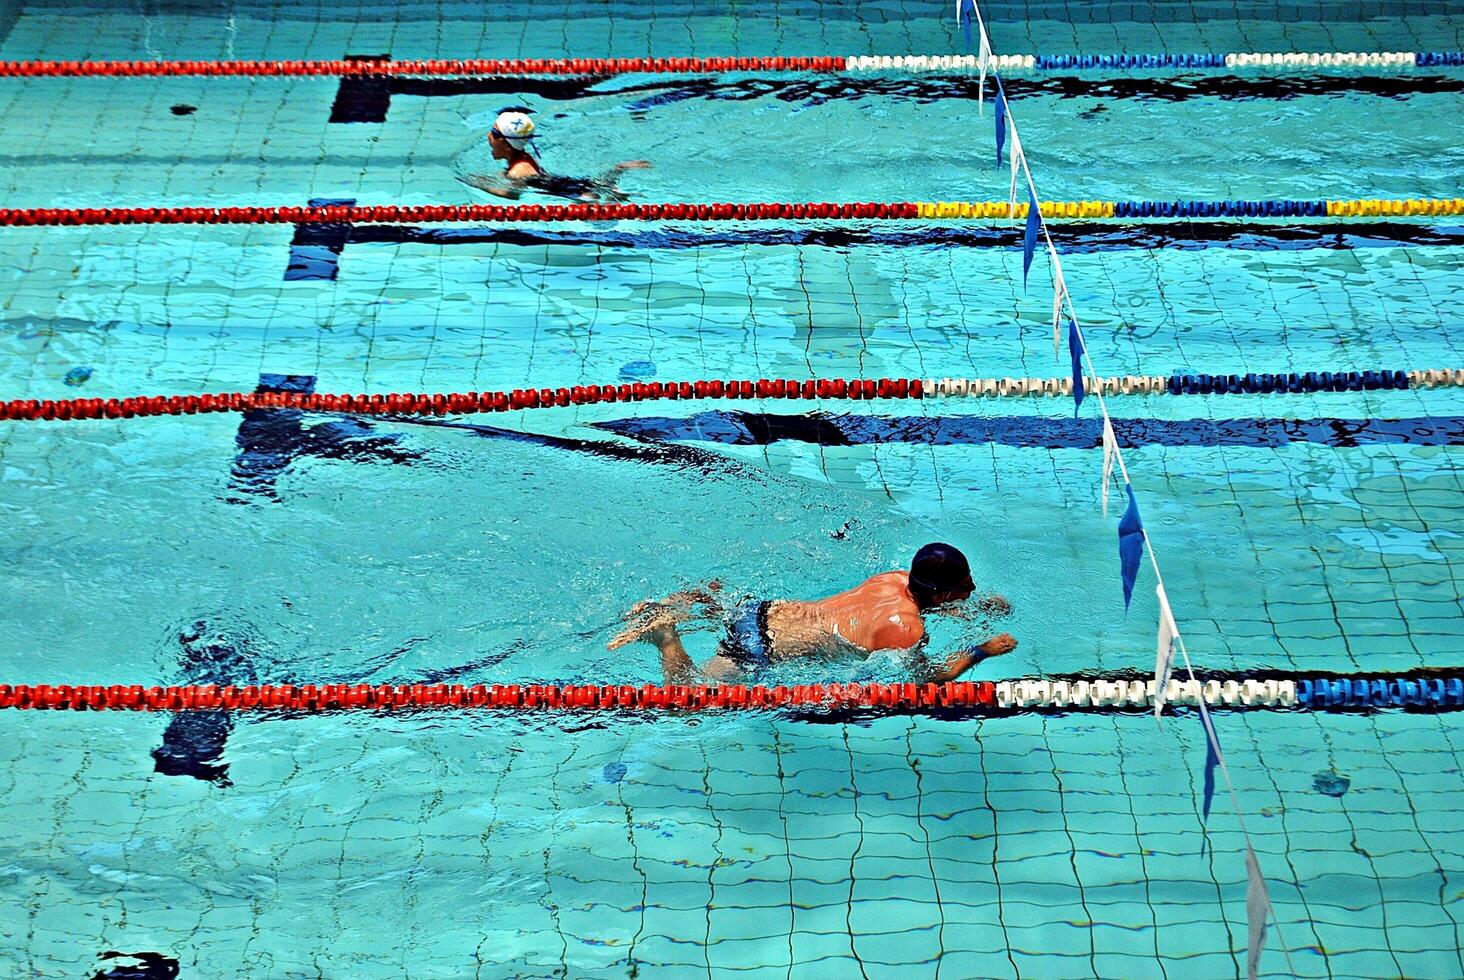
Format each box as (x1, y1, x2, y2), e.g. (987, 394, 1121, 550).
(660, 582, 724, 616)
(608, 601, 690, 650)
(608, 584, 724, 649)
(608, 609, 687, 651)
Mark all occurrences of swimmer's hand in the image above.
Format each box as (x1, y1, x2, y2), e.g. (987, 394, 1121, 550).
(914, 633, 1016, 684)
(612, 160, 652, 171)
(977, 633, 1017, 657)
(978, 594, 1012, 617)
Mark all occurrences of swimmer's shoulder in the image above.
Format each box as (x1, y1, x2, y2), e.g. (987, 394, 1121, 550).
(862, 570, 914, 602)
(870, 607, 925, 652)
(845, 570, 906, 593)
(506, 159, 541, 180)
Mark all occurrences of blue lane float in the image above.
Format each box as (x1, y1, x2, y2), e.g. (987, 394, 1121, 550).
(1165, 371, 1411, 394)
(1031, 52, 1464, 70)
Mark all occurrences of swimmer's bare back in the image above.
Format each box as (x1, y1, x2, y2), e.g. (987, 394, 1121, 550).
(764, 571, 936, 660)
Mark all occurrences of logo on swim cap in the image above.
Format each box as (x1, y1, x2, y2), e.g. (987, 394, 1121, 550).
(491, 111, 537, 150)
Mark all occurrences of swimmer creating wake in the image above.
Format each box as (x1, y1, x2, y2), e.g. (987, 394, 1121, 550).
(459, 108, 650, 201)
(611, 543, 1016, 684)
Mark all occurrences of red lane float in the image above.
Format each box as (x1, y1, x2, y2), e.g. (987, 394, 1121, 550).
(0, 680, 993, 713)
(0, 378, 924, 422)
(0, 57, 849, 79)
(0, 201, 921, 227)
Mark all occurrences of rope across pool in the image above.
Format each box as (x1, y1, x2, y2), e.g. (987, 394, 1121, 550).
(1, 198, 1461, 228)
(2, 674, 1460, 714)
(3, 370, 1461, 422)
(0, 50, 1459, 78)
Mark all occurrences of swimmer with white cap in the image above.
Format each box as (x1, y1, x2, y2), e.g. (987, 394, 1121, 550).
(461, 109, 650, 201)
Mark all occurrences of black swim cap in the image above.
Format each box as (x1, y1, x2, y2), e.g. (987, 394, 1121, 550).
(909, 542, 975, 596)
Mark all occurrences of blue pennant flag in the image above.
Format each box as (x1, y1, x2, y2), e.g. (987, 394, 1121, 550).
(1022, 186, 1040, 285)
(994, 89, 1007, 167)
(1068, 318, 1085, 415)
(959, 0, 973, 51)
(1199, 707, 1220, 822)
(1117, 483, 1144, 608)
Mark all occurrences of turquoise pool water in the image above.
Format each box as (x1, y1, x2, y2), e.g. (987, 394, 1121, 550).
(1, 1, 1463, 976)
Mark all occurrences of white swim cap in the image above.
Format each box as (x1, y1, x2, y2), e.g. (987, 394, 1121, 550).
(491, 110, 537, 150)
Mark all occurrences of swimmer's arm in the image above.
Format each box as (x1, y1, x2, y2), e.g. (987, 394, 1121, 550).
(590, 161, 651, 197)
(912, 634, 1018, 684)
(459, 172, 525, 200)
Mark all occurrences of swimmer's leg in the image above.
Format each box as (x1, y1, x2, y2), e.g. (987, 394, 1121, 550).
(608, 584, 733, 683)
(646, 620, 699, 684)
(608, 608, 701, 682)
(698, 653, 743, 682)
(592, 162, 649, 203)
(635, 624, 745, 684)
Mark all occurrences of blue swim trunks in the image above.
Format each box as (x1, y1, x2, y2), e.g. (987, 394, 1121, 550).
(718, 600, 773, 671)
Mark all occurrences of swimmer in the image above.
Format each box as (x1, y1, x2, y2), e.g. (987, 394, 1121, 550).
(609, 542, 1016, 684)
(460, 109, 651, 202)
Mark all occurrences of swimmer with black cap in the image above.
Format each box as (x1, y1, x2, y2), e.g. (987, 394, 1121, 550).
(610, 542, 1015, 685)
(460, 109, 650, 202)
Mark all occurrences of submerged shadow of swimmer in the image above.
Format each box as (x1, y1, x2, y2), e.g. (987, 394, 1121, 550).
(150, 619, 534, 786)
(91, 951, 180, 980)
(228, 381, 744, 506)
(151, 620, 266, 786)
(378, 413, 746, 476)
(227, 409, 427, 504)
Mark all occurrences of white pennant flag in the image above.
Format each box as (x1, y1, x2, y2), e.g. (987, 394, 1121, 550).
(1245, 846, 1273, 980)
(978, 37, 990, 115)
(1007, 131, 1022, 221)
(1101, 417, 1117, 516)
(1154, 582, 1178, 722)
(960, 0, 991, 115)
(1051, 264, 1067, 359)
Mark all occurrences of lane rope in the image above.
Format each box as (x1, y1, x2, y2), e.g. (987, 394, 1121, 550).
(4, 371, 1461, 422)
(2, 675, 1460, 713)
(0, 51, 1458, 78)
(1, 199, 1461, 227)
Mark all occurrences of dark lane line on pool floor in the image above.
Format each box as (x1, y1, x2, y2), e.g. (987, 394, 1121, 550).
(214, 376, 1464, 510)
(328, 65, 1464, 123)
(226, 373, 424, 503)
(286, 217, 1464, 280)
(593, 411, 1464, 449)
(361, 221, 1464, 252)
(226, 373, 745, 503)
(284, 196, 356, 281)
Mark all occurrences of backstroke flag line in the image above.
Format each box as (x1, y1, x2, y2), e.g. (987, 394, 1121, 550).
(960, 4, 1295, 976)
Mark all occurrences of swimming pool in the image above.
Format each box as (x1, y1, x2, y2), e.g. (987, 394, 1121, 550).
(1, 0, 1463, 976)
